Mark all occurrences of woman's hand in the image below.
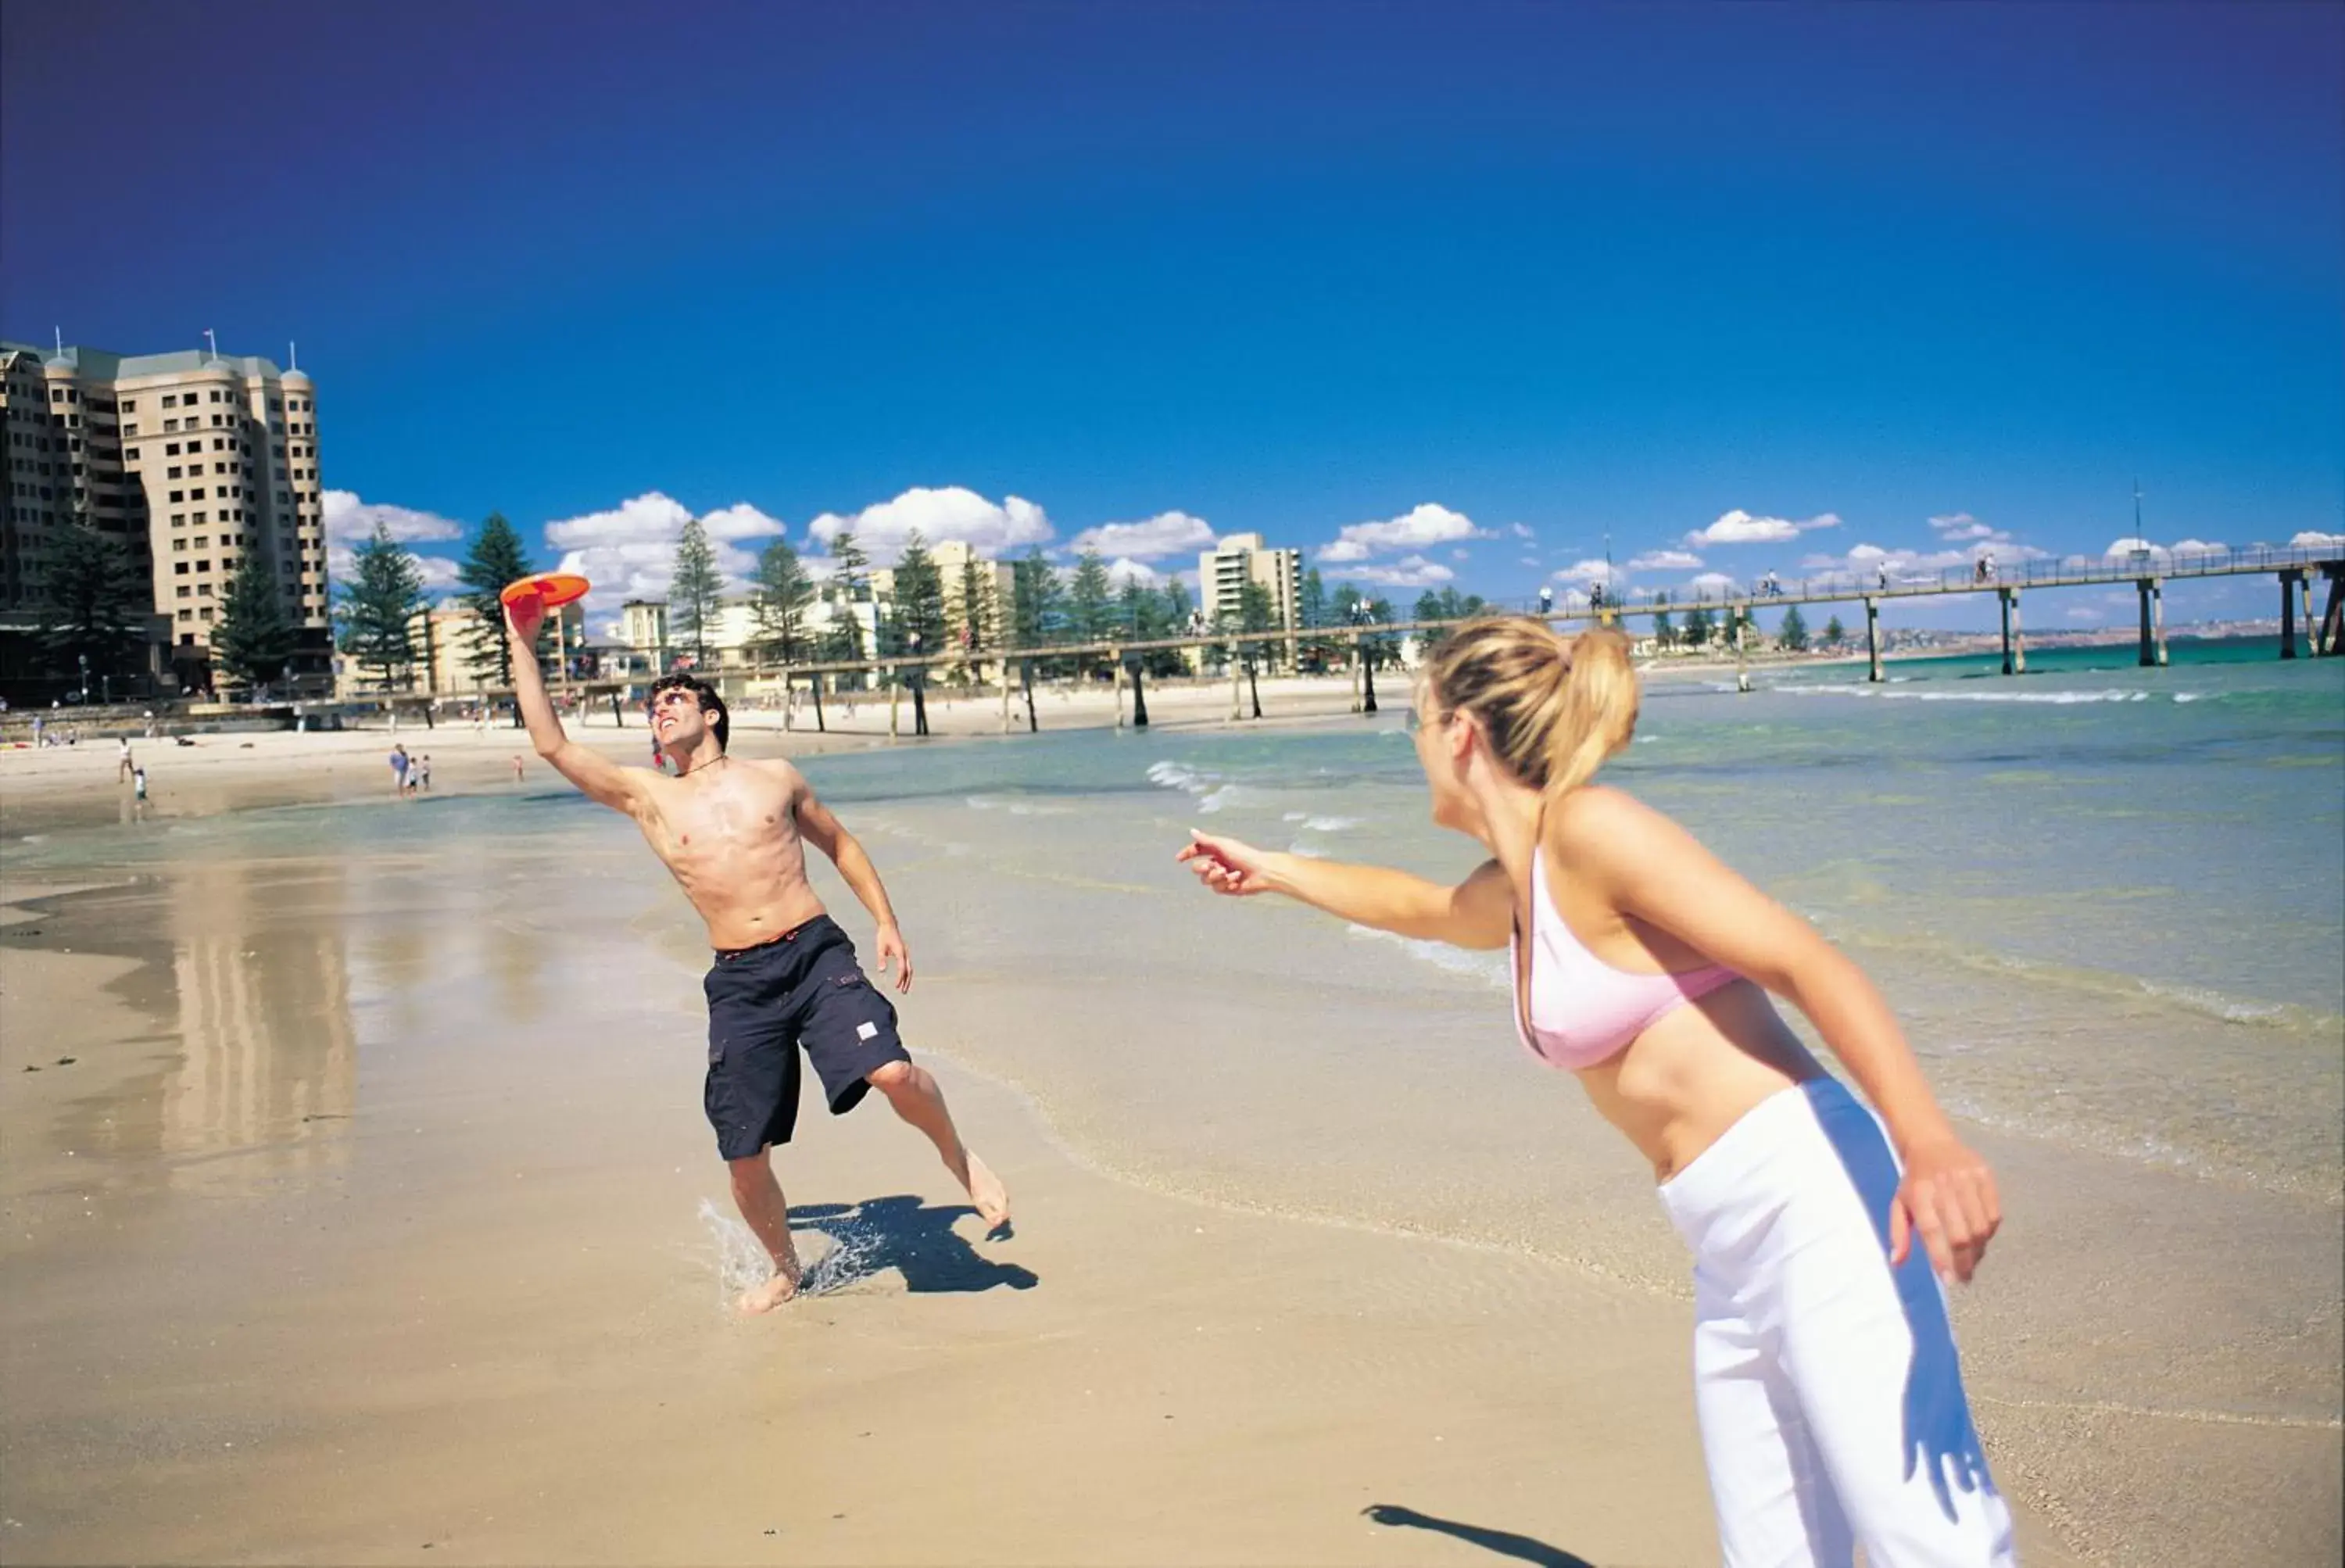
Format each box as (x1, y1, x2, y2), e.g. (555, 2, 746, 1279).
(1176, 831, 1280, 897)
(1891, 1136, 2002, 1284)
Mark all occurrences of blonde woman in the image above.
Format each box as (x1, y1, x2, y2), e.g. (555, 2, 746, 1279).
(1178, 618, 2014, 1567)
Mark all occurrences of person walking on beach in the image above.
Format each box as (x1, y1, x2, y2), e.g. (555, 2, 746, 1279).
(503, 595, 1008, 1312)
(417, 754, 433, 792)
(1178, 617, 2014, 1566)
(389, 743, 410, 794)
(118, 736, 134, 782)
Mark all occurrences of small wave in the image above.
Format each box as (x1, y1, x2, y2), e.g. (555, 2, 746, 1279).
(1282, 813, 1365, 832)
(1146, 760, 1218, 797)
(1198, 784, 1272, 814)
(964, 796, 1001, 811)
(1789, 684, 2154, 705)
(1347, 923, 1510, 990)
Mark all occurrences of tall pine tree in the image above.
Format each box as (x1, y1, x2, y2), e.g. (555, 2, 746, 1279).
(956, 554, 995, 659)
(749, 539, 814, 664)
(210, 546, 299, 694)
(1778, 603, 1810, 652)
(825, 531, 871, 664)
(455, 511, 534, 689)
(335, 521, 427, 691)
(40, 502, 151, 689)
(669, 517, 724, 667)
(890, 530, 947, 658)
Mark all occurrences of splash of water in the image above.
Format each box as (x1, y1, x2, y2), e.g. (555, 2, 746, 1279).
(696, 1197, 885, 1308)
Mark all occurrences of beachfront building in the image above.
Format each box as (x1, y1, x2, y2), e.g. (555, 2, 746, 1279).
(618, 599, 669, 669)
(1198, 531, 1302, 670)
(0, 338, 329, 692)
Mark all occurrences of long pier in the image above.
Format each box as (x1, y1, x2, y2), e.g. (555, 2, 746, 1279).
(468, 542, 2344, 736)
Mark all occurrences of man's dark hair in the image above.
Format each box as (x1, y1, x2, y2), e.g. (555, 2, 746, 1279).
(649, 672, 729, 751)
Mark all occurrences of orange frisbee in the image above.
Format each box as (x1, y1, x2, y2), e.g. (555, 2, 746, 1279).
(500, 571, 591, 610)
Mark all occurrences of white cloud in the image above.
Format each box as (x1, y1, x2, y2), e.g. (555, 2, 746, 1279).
(2065, 606, 2104, 621)
(2103, 536, 2164, 560)
(1795, 539, 2049, 588)
(2168, 538, 2225, 556)
(1687, 571, 1739, 592)
(1928, 512, 2008, 542)
(321, 489, 464, 550)
(1553, 557, 1622, 585)
(1627, 549, 1702, 571)
(1684, 508, 1842, 547)
(807, 485, 1052, 566)
(1320, 503, 1486, 562)
(542, 490, 787, 610)
(2290, 531, 2343, 547)
(1350, 553, 1455, 589)
(1509, 522, 1536, 539)
(1451, 548, 1471, 561)
(1518, 554, 1541, 568)
(1067, 510, 1215, 560)
(1105, 557, 1161, 588)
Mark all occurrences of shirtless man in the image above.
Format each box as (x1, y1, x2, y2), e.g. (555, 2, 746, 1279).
(504, 597, 1008, 1311)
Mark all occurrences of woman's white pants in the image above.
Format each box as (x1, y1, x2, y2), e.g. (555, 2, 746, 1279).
(1660, 1079, 2017, 1567)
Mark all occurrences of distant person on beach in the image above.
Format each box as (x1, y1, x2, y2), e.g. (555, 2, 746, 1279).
(389, 743, 410, 794)
(132, 764, 147, 804)
(118, 736, 134, 782)
(417, 754, 432, 791)
(503, 596, 1008, 1312)
(511, 754, 524, 783)
(1179, 617, 2014, 1566)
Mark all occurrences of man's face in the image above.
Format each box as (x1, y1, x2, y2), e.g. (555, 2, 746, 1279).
(649, 687, 707, 747)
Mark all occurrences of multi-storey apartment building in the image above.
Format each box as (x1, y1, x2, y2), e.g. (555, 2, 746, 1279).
(0, 338, 328, 689)
(1198, 531, 1301, 668)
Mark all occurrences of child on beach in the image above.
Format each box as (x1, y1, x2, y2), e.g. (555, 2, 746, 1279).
(1180, 617, 2014, 1566)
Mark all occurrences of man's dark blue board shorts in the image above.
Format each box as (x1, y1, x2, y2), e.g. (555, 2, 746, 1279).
(703, 915, 911, 1160)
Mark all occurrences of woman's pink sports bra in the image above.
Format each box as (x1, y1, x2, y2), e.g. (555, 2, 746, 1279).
(1510, 842, 1740, 1072)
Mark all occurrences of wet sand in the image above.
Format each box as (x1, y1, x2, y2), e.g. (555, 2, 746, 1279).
(0, 844, 2093, 1566)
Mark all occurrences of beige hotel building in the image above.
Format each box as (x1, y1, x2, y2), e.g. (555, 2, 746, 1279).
(1, 338, 328, 686)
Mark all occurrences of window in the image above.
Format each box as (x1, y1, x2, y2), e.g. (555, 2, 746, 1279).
(176, 585, 190, 598)
(164, 419, 179, 432)
(200, 607, 213, 622)
(167, 467, 181, 479)
(177, 614, 192, 626)
(174, 562, 188, 575)
(172, 538, 186, 550)
(169, 490, 183, 503)
(197, 560, 211, 573)
(166, 442, 180, 456)
(195, 536, 209, 547)
(121, 399, 136, 412)
(192, 512, 206, 524)
(49, 388, 62, 403)
(209, 390, 221, 403)
(124, 424, 138, 438)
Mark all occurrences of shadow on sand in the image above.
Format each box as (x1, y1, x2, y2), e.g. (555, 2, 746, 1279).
(1362, 1504, 1598, 1568)
(791, 1194, 1037, 1294)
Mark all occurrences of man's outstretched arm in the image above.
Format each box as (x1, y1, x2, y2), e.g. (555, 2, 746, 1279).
(506, 600, 644, 814)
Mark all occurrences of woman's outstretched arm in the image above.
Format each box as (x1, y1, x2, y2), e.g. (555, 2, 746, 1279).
(1178, 830, 1513, 950)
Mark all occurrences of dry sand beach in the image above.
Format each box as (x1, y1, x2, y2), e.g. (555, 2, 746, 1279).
(3, 655, 2337, 1566)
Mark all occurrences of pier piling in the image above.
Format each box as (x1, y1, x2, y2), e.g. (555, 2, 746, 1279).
(1864, 596, 1883, 683)
(2136, 578, 2168, 667)
(1999, 586, 2025, 675)
(2321, 565, 2344, 657)
(2280, 570, 2304, 659)
(1130, 659, 1149, 728)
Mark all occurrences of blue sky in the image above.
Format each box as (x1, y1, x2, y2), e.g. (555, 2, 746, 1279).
(4, 1, 2339, 629)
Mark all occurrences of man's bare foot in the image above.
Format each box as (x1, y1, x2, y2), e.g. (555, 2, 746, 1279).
(962, 1152, 1011, 1229)
(736, 1260, 803, 1315)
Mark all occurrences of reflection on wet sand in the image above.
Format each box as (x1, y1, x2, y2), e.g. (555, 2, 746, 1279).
(160, 861, 358, 1190)
(20, 861, 360, 1196)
